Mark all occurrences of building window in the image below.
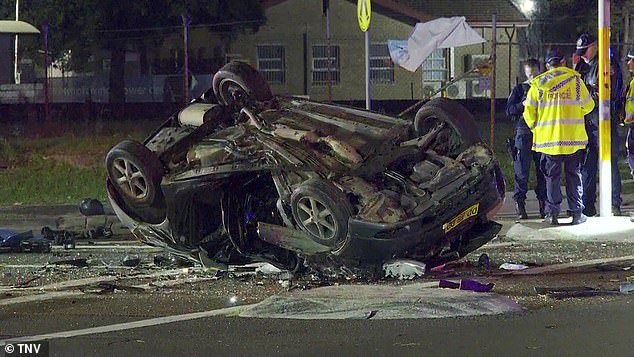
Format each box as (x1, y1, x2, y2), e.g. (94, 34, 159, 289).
(422, 49, 448, 82)
(257, 45, 285, 84)
(370, 43, 394, 83)
(312, 45, 340, 85)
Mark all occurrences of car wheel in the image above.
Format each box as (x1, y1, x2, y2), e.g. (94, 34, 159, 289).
(212, 61, 273, 109)
(414, 98, 482, 157)
(290, 179, 353, 252)
(105, 140, 166, 224)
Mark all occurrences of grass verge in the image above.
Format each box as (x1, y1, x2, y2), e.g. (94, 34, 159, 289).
(0, 120, 158, 205)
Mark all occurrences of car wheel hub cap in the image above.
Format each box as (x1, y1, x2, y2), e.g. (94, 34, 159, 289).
(296, 197, 337, 241)
(112, 158, 148, 200)
(221, 80, 248, 108)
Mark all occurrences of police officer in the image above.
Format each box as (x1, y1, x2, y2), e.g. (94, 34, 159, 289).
(506, 59, 547, 219)
(575, 33, 623, 216)
(623, 48, 634, 178)
(524, 49, 595, 225)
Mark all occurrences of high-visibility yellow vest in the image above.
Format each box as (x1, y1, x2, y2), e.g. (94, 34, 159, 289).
(523, 66, 595, 155)
(625, 77, 634, 124)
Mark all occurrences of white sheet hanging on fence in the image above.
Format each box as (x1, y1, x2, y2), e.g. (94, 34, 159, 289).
(388, 16, 485, 72)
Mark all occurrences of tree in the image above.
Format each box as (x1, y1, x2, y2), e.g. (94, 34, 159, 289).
(520, 0, 632, 60)
(1, 0, 264, 117)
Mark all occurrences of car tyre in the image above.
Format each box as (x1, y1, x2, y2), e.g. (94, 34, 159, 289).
(290, 179, 353, 252)
(105, 140, 166, 224)
(414, 98, 482, 157)
(212, 61, 273, 109)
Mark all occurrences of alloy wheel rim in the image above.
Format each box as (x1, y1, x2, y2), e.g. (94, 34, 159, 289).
(296, 196, 337, 241)
(220, 80, 248, 108)
(112, 158, 148, 200)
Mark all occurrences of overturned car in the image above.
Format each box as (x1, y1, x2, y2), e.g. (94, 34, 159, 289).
(106, 62, 505, 272)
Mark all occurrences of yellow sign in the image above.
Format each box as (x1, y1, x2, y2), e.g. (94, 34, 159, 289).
(357, 0, 371, 32)
(443, 203, 480, 233)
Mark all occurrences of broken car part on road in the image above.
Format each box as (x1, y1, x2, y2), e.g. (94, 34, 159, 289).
(105, 61, 505, 274)
(0, 229, 51, 253)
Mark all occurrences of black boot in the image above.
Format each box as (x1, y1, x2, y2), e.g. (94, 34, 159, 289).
(543, 214, 559, 225)
(572, 213, 588, 225)
(583, 205, 597, 217)
(515, 201, 528, 219)
(538, 200, 546, 219)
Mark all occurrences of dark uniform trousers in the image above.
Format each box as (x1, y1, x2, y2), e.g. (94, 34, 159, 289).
(582, 115, 622, 213)
(541, 151, 584, 216)
(628, 123, 634, 178)
(513, 133, 547, 203)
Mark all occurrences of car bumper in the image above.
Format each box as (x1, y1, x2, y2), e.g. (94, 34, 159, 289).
(337, 165, 505, 262)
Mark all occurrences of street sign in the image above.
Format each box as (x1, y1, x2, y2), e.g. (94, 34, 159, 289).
(357, 0, 371, 32)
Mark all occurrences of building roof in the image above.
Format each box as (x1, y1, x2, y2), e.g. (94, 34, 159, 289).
(263, 0, 529, 28)
(391, 0, 529, 27)
(0, 20, 40, 34)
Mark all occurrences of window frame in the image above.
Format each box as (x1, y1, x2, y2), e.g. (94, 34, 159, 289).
(370, 42, 395, 84)
(256, 44, 286, 85)
(312, 44, 341, 86)
(422, 48, 449, 83)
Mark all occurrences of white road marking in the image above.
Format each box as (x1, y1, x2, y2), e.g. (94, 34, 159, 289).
(0, 304, 256, 346)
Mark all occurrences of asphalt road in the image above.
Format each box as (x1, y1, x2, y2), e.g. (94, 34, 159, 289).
(2, 296, 633, 356)
(2, 204, 634, 356)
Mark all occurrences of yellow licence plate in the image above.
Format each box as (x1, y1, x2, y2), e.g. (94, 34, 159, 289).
(443, 203, 480, 233)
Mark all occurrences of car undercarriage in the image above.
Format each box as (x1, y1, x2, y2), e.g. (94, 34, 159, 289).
(106, 61, 505, 273)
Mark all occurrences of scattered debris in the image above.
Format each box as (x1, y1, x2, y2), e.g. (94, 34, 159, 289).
(51, 257, 89, 267)
(499, 263, 529, 271)
(148, 277, 215, 289)
(429, 264, 446, 273)
(122, 255, 141, 267)
(20, 236, 52, 253)
(86, 226, 113, 240)
(499, 255, 634, 276)
(383, 259, 426, 280)
(79, 198, 105, 216)
(439, 279, 495, 292)
(478, 253, 491, 270)
(619, 282, 634, 294)
(42, 225, 111, 244)
(13, 275, 41, 288)
(364, 310, 378, 319)
(1, 229, 51, 253)
(534, 286, 621, 299)
(153, 254, 195, 268)
(62, 234, 77, 250)
(85, 282, 150, 294)
(255, 263, 283, 275)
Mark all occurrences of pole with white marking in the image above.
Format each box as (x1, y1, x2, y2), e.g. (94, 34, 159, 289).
(598, 0, 612, 217)
(358, 0, 371, 110)
(14, 0, 19, 84)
